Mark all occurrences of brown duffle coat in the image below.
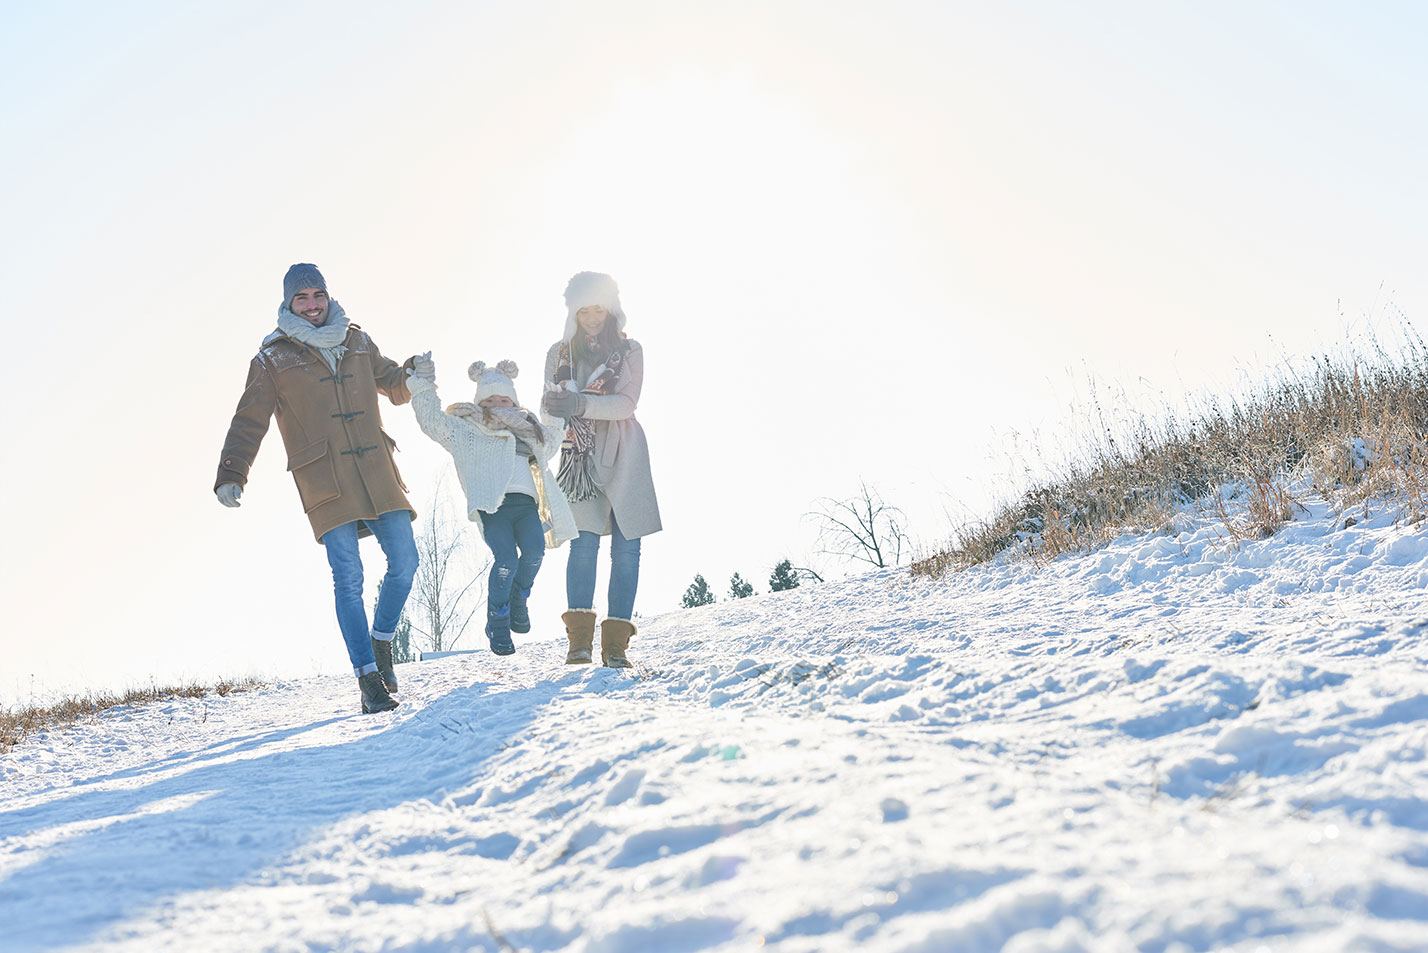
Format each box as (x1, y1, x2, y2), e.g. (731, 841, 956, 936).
(215, 324, 416, 542)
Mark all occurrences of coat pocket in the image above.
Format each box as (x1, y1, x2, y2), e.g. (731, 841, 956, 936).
(380, 430, 409, 492)
(287, 438, 340, 513)
(600, 420, 621, 468)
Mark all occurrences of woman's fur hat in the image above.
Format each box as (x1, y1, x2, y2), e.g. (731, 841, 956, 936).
(563, 271, 627, 341)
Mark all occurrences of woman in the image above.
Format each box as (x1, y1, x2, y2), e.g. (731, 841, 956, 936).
(542, 271, 661, 668)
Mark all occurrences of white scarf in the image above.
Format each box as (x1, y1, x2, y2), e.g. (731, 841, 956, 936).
(276, 301, 351, 371)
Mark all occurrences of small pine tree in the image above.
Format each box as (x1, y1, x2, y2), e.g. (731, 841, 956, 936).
(728, 572, 755, 599)
(768, 559, 802, 592)
(682, 574, 716, 608)
(391, 610, 416, 664)
(374, 582, 418, 663)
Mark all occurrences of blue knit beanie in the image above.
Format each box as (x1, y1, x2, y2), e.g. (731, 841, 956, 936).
(283, 263, 327, 305)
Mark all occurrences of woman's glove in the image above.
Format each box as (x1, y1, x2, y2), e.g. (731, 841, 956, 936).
(411, 350, 436, 380)
(216, 483, 243, 508)
(543, 389, 586, 418)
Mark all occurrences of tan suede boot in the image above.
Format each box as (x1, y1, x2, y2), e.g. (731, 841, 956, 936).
(562, 609, 597, 664)
(600, 618, 636, 668)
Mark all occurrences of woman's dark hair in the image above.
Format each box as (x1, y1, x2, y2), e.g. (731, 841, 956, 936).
(578, 314, 624, 356)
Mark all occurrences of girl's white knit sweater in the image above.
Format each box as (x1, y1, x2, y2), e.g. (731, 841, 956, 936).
(407, 375, 578, 546)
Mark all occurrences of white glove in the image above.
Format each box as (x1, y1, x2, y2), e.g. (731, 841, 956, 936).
(216, 483, 243, 508)
(411, 350, 435, 380)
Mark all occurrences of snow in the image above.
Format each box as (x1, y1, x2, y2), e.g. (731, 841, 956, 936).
(4, 497, 1428, 952)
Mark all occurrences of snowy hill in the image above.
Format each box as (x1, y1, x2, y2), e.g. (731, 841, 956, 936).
(4, 497, 1428, 952)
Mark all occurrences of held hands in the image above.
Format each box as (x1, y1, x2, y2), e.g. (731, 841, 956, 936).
(216, 483, 243, 508)
(542, 388, 586, 419)
(411, 350, 436, 381)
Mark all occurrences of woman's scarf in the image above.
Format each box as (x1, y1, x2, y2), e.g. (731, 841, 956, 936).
(277, 301, 351, 371)
(554, 336, 627, 501)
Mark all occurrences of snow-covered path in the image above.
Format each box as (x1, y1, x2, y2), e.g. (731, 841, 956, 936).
(4, 500, 1428, 952)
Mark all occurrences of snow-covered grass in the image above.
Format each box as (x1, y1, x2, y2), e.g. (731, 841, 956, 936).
(919, 335, 1428, 573)
(4, 496, 1427, 952)
(0, 678, 263, 755)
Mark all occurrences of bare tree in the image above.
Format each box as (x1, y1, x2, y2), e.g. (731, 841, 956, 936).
(407, 485, 488, 653)
(806, 480, 910, 570)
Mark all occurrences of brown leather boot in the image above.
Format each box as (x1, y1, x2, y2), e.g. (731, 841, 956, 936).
(561, 609, 596, 664)
(600, 618, 636, 668)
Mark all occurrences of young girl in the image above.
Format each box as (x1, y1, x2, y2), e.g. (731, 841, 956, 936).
(408, 358, 577, 655)
(541, 272, 661, 667)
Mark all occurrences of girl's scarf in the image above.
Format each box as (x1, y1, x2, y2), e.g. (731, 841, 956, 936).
(554, 336, 627, 501)
(277, 301, 351, 372)
(444, 402, 547, 452)
(447, 401, 560, 544)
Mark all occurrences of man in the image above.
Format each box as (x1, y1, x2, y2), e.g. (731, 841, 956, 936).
(214, 263, 433, 714)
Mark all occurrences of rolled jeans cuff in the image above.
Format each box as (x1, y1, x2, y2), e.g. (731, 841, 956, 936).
(371, 629, 396, 642)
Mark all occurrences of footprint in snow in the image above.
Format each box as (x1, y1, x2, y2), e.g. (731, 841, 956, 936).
(604, 768, 646, 806)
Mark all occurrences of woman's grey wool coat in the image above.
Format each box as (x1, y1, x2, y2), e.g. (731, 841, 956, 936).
(543, 338, 661, 539)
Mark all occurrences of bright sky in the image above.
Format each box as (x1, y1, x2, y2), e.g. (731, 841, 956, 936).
(3, 0, 1424, 703)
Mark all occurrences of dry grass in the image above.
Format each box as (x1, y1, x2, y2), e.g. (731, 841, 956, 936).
(913, 331, 1428, 576)
(0, 677, 263, 755)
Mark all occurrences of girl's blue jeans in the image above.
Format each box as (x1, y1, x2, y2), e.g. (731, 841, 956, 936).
(478, 493, 546, 611)
(566, 514, 641, 620)
(321, 510, 418, 676)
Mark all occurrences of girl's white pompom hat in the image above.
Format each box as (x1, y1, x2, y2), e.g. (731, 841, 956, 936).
(469, 359, 520, 405)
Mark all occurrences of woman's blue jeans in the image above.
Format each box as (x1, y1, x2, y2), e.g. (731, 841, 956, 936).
(321, 510, 419, 676)
(478, 494, 546, 611)
(566, 514, 641, 620)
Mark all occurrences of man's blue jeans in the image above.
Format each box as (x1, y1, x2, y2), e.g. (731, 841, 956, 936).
(566, 514, 641, 620)
(478, 493, 546, 611)
(321, 510, 418, 676)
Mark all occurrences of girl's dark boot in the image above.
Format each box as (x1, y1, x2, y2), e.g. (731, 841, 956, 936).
(509, 587, 532, 634)
(486, 604, 516, 656)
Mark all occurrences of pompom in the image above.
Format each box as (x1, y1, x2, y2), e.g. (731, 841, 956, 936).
(496, 359, 518, 379)
(468, 360, 487, 382)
